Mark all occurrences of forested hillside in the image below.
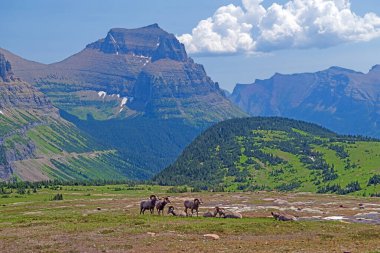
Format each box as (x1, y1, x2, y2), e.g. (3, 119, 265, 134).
(154, 117, 380, 196)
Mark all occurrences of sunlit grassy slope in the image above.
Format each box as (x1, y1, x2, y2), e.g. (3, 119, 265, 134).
(155, 117, 380, 196)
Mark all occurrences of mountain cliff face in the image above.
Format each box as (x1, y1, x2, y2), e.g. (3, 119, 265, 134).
(3, 24, 242, 123)
(0, 54, 15, 82)
(230, 66, 380, 137)
(1, 24, 245, 175)
(0, 53, 148, 181)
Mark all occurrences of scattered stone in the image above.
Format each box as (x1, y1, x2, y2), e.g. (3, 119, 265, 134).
(147, 232, 156, 237)
(203, 234, 220, 240)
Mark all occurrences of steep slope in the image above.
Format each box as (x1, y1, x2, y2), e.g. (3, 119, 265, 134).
(2, 24, 243, 123)
(154, 117, 380, 195)
(0, 53, 149, 181)
(230, 66, 380, 137)
(1, 24, 245, 174)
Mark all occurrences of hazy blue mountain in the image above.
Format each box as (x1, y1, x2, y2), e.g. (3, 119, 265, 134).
(230, 66, 380, 137)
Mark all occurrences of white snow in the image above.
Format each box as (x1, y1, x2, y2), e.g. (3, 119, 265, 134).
(0, 110, 3, 115)
(323, 216, 346, 220)
(132, 53, 150, 60)
(109, 34, 117, 44)
(109, 34, 119, 55)
(119, 108, 123, 113)
(120, 97, 128, 107)
(98, 91, 107, 98)
(143, 59, 150, 67)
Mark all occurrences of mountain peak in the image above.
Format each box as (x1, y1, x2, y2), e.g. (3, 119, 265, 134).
(143, 23, 160, 29)
(370, 64, 380, 73)
(0, 53, 15, 82)
(86, 24, 187, 62)
(326, 66, 357, 73)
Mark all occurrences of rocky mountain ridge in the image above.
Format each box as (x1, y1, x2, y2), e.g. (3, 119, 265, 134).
(230, 65, 380, 137)
(0, 24, 245, 176)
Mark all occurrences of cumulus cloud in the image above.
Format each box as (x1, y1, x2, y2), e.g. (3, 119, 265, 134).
(178, 0, 380, 55)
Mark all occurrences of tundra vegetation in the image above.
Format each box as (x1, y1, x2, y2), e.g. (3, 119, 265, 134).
(0, 183, 380, 252)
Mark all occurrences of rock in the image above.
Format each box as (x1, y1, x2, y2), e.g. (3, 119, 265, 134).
(86, 24, 187, 62)
(203, 234, 220, 240)
(96, 207, 101, 210)
(0, 53, 14, 82)
(147, 232, 156, 237)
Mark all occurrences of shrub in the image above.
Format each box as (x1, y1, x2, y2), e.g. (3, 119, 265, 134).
(52, 193, 63, 201)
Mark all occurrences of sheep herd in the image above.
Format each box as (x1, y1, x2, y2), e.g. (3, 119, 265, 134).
(139, 195, 242, 218)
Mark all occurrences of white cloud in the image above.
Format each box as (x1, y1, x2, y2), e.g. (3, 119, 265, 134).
(178, 0, 380, 55)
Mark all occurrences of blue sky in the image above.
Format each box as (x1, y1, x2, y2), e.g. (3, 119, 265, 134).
(1, 0, 380, 91)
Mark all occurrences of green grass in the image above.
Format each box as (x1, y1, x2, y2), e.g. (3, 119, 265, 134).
(1, 185, 380, 252)
(156, 117, 380, 196)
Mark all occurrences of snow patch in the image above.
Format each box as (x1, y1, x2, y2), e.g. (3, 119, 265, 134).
(323, 216, 346, 220)
(132, 53, 151, 60)
(143, 59, 150, 67)
(120, 98, 128, 107)
(0, 110, 3, 115)
(109, 34, 117, 44)
(109, 34, 120, 55)
(119, 108, 123, 113)
(98, 91, 107, 98)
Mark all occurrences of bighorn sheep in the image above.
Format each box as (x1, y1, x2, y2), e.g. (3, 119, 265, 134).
(156, 196, 171, 215)
(271, 211, 297, 221)
(184, 198, 203, 217)
(203, 206, 223, 217)
(167, 206, 187, 217)
(217, 208, 243, 219)
(140, 195, 158, 214)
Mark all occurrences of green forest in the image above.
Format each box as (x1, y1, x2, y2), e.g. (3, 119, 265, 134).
(154, 117, 380, 196)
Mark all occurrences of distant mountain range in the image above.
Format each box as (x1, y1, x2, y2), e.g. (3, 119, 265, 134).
(230, 66, 380, 138)
(155, 117, 380, 195)
(0, 24, 245, 179)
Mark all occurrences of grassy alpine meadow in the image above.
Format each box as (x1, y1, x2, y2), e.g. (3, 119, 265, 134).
(1, 184, 380, 253)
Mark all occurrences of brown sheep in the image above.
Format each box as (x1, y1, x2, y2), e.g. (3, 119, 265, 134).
(167, 206, 187, 217)
(156, 197, 171, 215)
(184, 198, 203, 217)
(271, 211, 297, 221)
